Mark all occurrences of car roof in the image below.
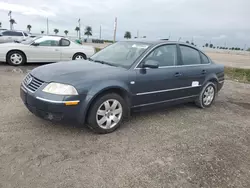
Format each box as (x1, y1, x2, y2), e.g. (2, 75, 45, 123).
(36, 35, 63, 41)
(120, 39, 197, 47)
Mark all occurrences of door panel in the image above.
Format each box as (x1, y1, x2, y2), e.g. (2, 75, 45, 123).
(177, 45, 207, 96)
(26, 46, 61, 62)
(132, 67, 187, 106)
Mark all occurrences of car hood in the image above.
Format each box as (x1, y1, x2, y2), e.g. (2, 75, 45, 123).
(30, 60, 127, 85)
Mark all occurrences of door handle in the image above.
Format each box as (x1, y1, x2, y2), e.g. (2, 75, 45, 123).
(201, 70, 206, 74)
(174, 72, 182, 77)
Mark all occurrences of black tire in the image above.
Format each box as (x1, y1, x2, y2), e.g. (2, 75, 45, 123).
(195, 82, 217, 108)
(87, 93, 127, 134)
(72, 53, 87, 60)
(7, 51, 26, 66)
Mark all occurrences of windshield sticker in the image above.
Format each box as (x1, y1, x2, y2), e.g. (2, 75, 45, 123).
(132, 44, 149, 49)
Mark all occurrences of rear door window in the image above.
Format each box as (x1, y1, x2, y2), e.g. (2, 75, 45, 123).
(180, 45, 201, 65)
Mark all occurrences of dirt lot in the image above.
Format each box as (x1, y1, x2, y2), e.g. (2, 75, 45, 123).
(206, 52, 250, 69)
(0, 64, 250, 188)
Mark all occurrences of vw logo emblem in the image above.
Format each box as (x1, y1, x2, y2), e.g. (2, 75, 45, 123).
(26, 77, 33, 85)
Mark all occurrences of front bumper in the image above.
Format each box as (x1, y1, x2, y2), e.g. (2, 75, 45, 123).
(20, 85, 89, 123)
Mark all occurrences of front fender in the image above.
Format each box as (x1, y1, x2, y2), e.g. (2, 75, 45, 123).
(77, 80, 132, 124)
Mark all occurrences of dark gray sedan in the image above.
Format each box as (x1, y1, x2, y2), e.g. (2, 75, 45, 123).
(20, 40, 224, 133)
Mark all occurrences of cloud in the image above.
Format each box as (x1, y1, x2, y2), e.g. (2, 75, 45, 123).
(0, 2, 56, 17)
(0, 0, 249, 47)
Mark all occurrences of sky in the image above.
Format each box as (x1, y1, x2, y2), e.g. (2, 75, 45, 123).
(0, 0, 249, 48)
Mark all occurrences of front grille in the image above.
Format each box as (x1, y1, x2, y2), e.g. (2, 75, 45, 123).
(22, 74, 44, 92)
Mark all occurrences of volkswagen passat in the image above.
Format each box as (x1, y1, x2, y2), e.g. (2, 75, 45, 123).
(20, 40, 224, 134)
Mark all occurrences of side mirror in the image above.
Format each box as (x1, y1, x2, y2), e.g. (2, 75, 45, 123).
(143, 60, 159, 69)
(31, 42, 39, 46)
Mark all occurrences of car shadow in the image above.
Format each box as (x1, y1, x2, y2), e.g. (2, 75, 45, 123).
(0, 62, 49, 74)
(36, 102, 198, 135)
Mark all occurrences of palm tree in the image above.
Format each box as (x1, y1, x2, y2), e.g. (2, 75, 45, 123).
(54, 28, 59, 35)
(84, 26, 92, 38)
(75, 26, 80, 38)
(41, 30, 44, 34)
(64, 30, 69, 36)
(9, 19, 16, 30)
(27, 25, 31, 33)
(124, 31, 131, 39)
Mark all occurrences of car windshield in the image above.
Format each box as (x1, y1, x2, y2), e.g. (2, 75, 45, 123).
(90, 41, 151, 68)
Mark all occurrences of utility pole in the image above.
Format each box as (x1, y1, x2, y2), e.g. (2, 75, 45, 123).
(46, 18, 49, 35)
(78, 18, 81, 39)
(99, 25, 102, 39)
(113, 17, 117, 42)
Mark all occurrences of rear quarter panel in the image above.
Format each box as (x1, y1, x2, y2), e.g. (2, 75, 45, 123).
(60, 42, 95, 60)
(204, 62, 224, 87)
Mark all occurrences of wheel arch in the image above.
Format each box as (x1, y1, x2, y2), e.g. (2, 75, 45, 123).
(83, 86, 132, 124)
(204, 74, 219, 88)
(6, 49, 27, 62)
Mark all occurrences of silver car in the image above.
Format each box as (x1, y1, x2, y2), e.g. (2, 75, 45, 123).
(0, 36, 96, 66)
(0, 30, 30, 43)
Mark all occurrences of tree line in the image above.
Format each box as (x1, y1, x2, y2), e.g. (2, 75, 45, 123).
(202, 43, 244, 50)
(0, 13, 93, 38)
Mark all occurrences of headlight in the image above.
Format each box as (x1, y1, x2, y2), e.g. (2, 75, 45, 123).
(42, 83, 78, 95)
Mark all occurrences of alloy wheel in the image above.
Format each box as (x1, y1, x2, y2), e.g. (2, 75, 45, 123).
(96, 99, 123, 129)
(203, 85, 215, 106)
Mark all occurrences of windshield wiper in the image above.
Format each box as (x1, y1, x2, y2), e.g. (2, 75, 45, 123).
(92, 60, 117, 67)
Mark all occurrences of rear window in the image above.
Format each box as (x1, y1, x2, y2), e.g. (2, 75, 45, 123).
(2, 31, 23, 36)
(61, 39, 70, 46)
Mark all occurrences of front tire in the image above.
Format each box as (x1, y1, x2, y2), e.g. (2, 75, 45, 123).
(7, 51, 26, 66)
(87, 93, 127, 134)
(195, 82, 217, 108)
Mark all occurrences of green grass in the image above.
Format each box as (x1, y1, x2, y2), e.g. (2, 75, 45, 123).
(225, 67, 250, 83)
(95, 47, 101, 52)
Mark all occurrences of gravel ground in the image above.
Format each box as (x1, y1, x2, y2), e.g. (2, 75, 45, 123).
(0, 63, 250, 188)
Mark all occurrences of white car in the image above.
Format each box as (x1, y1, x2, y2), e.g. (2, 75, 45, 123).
(0, 30, 30, 44)
(0, 36, 96, 66)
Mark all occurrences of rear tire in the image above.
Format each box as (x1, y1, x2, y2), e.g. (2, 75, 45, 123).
(72, 53, 86, 60)
(7, 51, 26, 66)
(87, 93, 127, 134)
(195, 82, 217, 108)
